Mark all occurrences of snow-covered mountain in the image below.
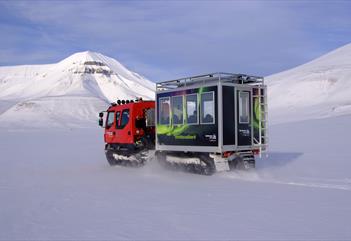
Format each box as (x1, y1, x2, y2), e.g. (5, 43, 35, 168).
(0, 51, 155, 128)
(2, 43, 350, 128)
(267, 43, 351, 124)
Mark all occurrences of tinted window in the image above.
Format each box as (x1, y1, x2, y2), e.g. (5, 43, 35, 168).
(106, 111, 114, 128)
(201, 92, 215, 124)
(159, 97, 170, 125)
(172, 96, 183, 125)
(239, 91, 250, 124)
(186, 94, 198, 124)
(145, 108, 155, 127)
(120, 109, 130, 128)
(115, 111, 121, 127)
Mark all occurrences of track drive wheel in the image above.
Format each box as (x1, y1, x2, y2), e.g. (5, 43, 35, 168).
(105, 149, 117, 166)
(156, 151, 215, 175)
(199, 154, 215, 175)
(234, 154, 255, 170)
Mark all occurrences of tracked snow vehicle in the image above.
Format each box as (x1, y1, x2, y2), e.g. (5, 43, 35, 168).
(99, 99, 155, 166)
(99, 73, 268, 175)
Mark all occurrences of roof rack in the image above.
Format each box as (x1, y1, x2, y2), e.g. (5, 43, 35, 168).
(156, 72, 264, 91)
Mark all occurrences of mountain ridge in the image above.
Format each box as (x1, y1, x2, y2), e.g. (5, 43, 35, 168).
(0, 51, 155, 128)
(267, 43, 351, 124)
(1, 43, 351, 128)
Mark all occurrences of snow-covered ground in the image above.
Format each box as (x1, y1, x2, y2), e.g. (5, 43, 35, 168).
(1, 115, 350, 240)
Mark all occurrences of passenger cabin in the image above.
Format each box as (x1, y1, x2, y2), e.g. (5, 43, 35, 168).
(155, 73, 268, 155)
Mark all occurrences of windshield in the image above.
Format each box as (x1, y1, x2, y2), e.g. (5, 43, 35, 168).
(106, 111, 114, 128)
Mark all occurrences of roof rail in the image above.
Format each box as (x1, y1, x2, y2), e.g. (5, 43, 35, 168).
(156, 72, 264, 91)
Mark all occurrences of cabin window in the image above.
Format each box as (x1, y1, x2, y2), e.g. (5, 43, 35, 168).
(120, 109, 130, 128)
(115, 111, 121, 128)
(186, 94, 198, 124)
(239, 91, 250, 124)
(159, 97, 170, 125)
(172, 95, 183, 125)
(200, 92, 215, 124)
(106, 111, 115, 128)
(145, 108, 155, 127)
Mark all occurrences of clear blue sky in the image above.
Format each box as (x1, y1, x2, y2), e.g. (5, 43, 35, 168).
(0, 0, 350, 81)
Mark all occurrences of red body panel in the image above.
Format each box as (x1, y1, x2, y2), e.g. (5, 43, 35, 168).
(104, 101, 155, 145)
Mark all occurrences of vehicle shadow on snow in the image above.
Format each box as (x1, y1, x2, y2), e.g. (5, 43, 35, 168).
(256, 151, 303, 169)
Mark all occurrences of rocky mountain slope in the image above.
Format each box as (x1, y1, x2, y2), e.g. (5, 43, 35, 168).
(0, 51, 155, 128)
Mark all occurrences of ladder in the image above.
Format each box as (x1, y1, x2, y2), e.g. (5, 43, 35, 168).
(252, 86, 268, 155)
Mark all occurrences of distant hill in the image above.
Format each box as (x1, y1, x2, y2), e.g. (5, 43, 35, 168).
(0, 51, 155, 128)
(267, 43, 351, 124)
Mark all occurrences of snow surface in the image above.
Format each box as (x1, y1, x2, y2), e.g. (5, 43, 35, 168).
(267, 43, 351, 124)
(1, 115, 351, 240)
(0, 51, 155, 128)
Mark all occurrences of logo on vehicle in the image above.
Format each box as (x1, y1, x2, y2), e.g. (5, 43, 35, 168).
(239, 129, 250, 136)
(204, 134, 217, 142)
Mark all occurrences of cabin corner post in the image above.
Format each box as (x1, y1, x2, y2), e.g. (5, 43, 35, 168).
(218, 78, 223, 154)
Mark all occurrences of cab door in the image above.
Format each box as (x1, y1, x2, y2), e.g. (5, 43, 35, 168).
(115, 108, 133, 144)
(236, 88, 252, 146)
(104, 111, 116, 143)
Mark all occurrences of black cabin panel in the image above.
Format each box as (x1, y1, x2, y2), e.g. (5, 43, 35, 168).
(222, 86, 235, 145)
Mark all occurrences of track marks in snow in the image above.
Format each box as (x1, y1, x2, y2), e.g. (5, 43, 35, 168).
(220, 171, 351, 191)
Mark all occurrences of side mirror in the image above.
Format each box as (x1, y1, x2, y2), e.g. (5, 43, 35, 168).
(98, 111, 107, 128)
(98, 118, 103, 127)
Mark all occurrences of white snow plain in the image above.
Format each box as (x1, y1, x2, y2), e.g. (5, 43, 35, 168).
(0, 115, 351, 240)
